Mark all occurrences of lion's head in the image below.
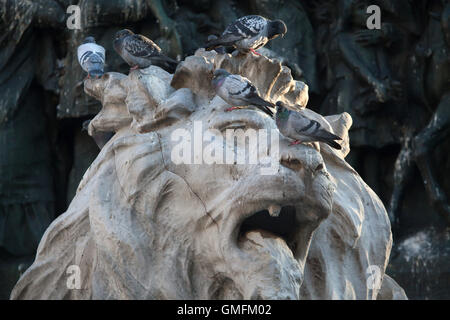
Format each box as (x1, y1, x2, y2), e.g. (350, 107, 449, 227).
(11, 50, 405, 300)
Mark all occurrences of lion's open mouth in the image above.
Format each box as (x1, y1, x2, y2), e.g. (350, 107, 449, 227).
(238, 206, 299, 256)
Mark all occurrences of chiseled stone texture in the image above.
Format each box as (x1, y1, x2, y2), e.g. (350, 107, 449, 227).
(11, 50, 406, 300)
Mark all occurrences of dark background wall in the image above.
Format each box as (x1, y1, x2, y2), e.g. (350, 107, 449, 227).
(0, 0, 448, 299)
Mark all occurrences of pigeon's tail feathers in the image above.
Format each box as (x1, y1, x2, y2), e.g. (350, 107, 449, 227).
(248, 96, 275, 117)
(315, 129, 342, 150)
(262, 106, 274, 117)
(204, 34, 242, 50)
(154, 54, 178, 65)
(150, 55, 179, 73)
(247, 94, 276, 108)
(204, 38, 224, 50)
(302, 120, 342, 142)
(205, 35, 228, 51)
(296, 119, 343, 149)
(164, 61, 178, 74)
(254, 105, 274, 117)
(318, 129, 342, 142)
(323, 139, 342, 150)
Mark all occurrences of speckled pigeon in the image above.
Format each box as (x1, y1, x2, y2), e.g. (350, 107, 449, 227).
(205, 15, 287, 56)
(113, 29, 178, 73)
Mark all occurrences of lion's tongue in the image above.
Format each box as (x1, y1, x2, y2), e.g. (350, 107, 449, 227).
(236, 230, 303, 299)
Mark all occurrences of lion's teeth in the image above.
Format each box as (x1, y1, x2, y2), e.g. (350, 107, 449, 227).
(268, 204, 281, 217)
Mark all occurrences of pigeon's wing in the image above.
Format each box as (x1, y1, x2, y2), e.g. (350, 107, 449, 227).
(124, 34, 161, 58)
(229, 76, 274, 108)
(226, 75, 274, 116)
(205, 32, 245, 49)
(290, 112, 342, 149)
(87, 52, 104, 64)
(81, 52, 104, 74)
(80, 50, 99, 66)
(290, 114, 319, 136)
(243, 87, 275, 108)
(79, 51, 93, 72)
(226, 75, 254, 98)
(291, 113, 337, 139)
(205, 15, 266, 49)
(225, 15, 266, 38)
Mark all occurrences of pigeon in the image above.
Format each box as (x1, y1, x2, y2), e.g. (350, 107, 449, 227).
(211, 69, 274, 117)
(113, 29, 178, 73)
(77, 36, 105, 79)
(205, 15, 287, 56)
(275, 102, 342, 149)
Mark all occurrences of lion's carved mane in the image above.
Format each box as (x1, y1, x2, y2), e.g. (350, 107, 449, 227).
(11, 50, 406, 300)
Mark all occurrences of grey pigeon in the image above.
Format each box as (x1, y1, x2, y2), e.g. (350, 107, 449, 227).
(113, 29, 178, 73)
(205, 15, 287, 56)
(77, 36, 105, 79)
(275, 102, 342, 149)
(211, 69, 274, 117)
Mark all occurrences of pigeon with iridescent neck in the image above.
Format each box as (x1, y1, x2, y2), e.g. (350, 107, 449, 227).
(211, 69, 274, 117)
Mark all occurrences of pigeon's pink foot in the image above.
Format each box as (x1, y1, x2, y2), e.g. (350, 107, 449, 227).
(289, 140, 302, 146)
(250, 48, 262, 56)
(129, 65, 139, 72)
(225, 106, 241, 112)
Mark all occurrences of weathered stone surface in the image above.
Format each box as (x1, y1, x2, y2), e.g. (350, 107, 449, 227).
(11, 51, 405, 300)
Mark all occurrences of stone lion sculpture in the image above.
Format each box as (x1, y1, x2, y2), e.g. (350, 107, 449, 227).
(11, 49, 406, 300)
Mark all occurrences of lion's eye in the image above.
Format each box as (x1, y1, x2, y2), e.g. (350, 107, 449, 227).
(210, 115, 267, 133)
(217, 121, 248, 131)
